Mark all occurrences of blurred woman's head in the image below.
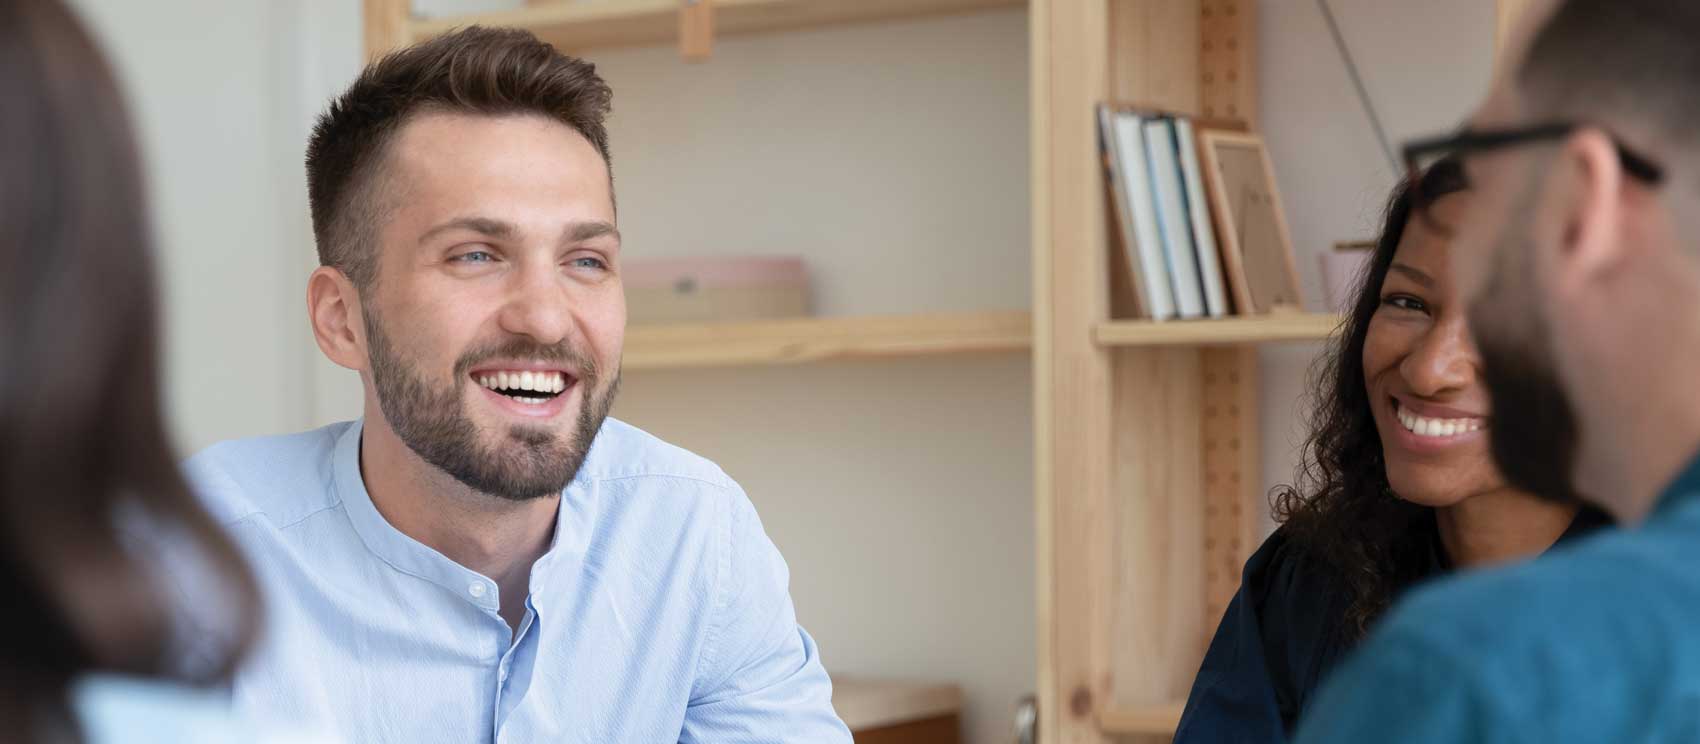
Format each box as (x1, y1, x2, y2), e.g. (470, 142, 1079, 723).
(0, 0, 257, 735)
(1275, 159, 1484, 633)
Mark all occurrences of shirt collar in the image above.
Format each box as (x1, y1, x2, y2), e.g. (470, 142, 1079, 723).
(331, 419, 599, 611)
(1652, 448, 1700, 520)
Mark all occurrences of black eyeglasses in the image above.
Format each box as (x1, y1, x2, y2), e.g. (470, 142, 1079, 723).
(1401, 123, 1665, 235)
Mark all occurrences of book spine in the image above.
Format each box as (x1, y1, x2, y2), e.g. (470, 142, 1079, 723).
(1175, 118, 1230, 317)
(1113, 112, 1177, 321)
(1142, 117, 1205, 319)
(1098, 104, 1148, 319)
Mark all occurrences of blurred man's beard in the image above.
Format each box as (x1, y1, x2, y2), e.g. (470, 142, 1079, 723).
(1470, 234, 1584, 505)
(363, 308, 619, 500)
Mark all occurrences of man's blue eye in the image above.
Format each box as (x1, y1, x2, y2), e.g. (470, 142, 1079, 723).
(455, 251, 494, 264)
(571, 257, 607, 270)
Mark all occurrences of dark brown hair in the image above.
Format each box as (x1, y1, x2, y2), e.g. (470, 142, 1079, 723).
(1519, 0, 1700, 151)
(0, 0, 259, 737)
(1271, 158, 1467, 636)
(306, 26, 614, 289)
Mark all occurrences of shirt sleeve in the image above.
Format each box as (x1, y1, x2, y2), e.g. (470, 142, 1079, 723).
(678, 487, 852, 744)
(1292, 624, 1502, 744)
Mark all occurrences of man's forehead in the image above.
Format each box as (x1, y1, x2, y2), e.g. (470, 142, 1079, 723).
(379, 110, 614, 215)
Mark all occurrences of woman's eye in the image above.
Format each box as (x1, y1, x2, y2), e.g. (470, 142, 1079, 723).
(452, 250, 495, 264)
(1382, 294, 1428, 313)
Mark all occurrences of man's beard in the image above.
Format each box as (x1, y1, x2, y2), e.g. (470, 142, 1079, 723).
(363, 308, 619, 501)
(1470, 233, 1584, 505)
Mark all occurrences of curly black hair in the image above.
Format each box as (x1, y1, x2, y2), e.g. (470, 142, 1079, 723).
(1271, 158, 1467, 637)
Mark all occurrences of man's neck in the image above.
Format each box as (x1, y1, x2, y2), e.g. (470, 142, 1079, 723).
(1435, 488, 1577, 569)
(1569, 255, 1700, 525)
(1580, 379, 1700, 525)
(359, 414, 558, 629)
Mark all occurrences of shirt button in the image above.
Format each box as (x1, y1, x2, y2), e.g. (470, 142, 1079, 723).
(469, 582, 488, 598)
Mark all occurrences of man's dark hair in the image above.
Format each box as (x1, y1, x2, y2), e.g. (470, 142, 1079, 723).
(306, 26, 613, 289)
(1518, 1, 1700, 150)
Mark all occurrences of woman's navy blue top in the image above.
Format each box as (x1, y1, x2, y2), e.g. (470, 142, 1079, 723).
(1172, 508, 1611, 743)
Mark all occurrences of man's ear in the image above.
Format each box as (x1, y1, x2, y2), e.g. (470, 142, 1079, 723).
(1552, 128, 1627, 295)
(308, 266, 368, 372)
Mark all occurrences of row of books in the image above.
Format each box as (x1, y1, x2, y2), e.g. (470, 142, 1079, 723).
(1098, 105, 1231, 321)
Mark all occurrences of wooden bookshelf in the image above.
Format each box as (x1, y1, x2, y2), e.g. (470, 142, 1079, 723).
(1099, 701, 1186, 736)
(1034, 2, 1270, 742)
(408, 0, 1025, 53)
(623, 311, 1030, 370)
(1095, 313, 1340, 348)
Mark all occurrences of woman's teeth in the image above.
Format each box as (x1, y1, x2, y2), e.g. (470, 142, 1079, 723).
(1396, 405, 1484, 438)
(477, 370, 567, 405)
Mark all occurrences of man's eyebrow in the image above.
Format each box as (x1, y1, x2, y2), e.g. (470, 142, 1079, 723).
(417, 216, 517, 245)
(564, 221, 619, 244)
(1388, 262, 1436, 288)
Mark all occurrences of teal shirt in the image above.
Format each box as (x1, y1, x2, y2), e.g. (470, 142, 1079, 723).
(1295, 454, 1700, 743)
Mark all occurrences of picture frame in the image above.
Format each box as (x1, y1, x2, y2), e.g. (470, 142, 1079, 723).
(1196, 130, 1305, 314)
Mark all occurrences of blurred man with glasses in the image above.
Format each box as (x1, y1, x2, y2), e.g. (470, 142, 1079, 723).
(1298, 1, 1700, 741)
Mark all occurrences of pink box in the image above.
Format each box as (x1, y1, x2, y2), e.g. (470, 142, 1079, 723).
(623, 256, 811, 325)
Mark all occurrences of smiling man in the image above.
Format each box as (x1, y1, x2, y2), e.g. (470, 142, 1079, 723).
(185, 27, 849, 743)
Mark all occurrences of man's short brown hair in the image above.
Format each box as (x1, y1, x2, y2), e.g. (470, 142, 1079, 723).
(1518, 1, 1700, 155)
(306, 26, 613, 289)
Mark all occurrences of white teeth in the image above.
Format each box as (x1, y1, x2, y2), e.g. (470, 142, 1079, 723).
(1396, 404, 1484, 438)
(475, 370, 569, 396)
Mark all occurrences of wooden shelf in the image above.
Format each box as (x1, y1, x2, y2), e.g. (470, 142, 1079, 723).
(411, 0, 1026, 53)
(832, 677, 962, 732)
(1100, 701, 1185, 736)
(1094, 312, 1340, 348)
(622, 310, 1030, 370)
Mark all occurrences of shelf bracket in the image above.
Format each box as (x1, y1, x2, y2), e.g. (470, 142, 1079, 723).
(680, 0, 715, 62)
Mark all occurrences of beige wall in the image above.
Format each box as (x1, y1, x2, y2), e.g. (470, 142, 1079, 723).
(69, 0, 329, 453)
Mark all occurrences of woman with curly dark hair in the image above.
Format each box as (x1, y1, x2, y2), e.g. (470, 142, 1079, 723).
(1171, 158, 1610, 743)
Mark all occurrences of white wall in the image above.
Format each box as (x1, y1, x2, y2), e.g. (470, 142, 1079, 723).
(67, 0, 327, 454)
(1256, 0, 1494, 533)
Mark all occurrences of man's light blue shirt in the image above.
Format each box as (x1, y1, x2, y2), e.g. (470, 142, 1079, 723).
(1295, 452, 1700, 743)
(185, 418, 850, 743)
